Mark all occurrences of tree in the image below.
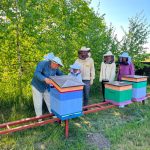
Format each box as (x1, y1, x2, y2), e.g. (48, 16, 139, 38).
(0, 0, 117, 100)
(119, 12, 150, 68)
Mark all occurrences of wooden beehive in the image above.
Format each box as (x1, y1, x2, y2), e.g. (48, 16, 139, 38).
(50, 75, 84, 120)
(122, 75, 147, 102)
(105, 81, 132, 106)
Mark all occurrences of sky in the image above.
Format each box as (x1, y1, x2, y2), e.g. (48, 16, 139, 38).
(90, 0, 150, 52)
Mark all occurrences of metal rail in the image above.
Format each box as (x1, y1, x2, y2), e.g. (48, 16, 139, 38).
(0, 94, 150, 138)
(0, 102, 115, 138)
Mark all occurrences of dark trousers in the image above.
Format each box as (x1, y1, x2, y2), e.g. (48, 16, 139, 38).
(82, 80, 90, 106)
(101, 80, 109, 102)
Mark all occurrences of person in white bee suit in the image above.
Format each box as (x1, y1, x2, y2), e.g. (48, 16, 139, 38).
(99, 51, 116, 101)
(75, 46, 95, 106)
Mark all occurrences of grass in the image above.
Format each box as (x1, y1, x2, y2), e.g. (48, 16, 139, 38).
(0, 87, 150, 150)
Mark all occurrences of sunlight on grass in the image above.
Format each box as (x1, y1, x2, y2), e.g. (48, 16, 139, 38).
(113, 111, 121, 116)
(0, 93, 150, 149)
(74, 123, 82, 128)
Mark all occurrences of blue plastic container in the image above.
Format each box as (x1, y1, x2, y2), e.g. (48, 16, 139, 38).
(51, 88, 83, 120)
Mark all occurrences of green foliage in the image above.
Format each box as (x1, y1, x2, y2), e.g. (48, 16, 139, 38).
(0, 0, 117, 99)
(119, 12, 150, 69)
(0, 1, 150, 100)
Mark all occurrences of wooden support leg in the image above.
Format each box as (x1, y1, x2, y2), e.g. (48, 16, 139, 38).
(142, 100, 145, 105)
(65, 120, 69, 138)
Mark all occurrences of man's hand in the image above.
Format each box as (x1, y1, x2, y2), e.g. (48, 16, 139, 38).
(44, 78, 52, 84)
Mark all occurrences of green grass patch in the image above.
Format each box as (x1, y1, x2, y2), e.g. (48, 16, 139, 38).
(0, 86, 150, 149)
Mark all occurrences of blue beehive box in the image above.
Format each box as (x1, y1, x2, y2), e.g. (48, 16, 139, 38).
(50, 75, 84, 120)
(122, 75, 147, 102)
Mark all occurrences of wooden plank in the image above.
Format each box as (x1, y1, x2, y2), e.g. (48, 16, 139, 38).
(122, 77, 147, 82)
(105, 84, 132, 91)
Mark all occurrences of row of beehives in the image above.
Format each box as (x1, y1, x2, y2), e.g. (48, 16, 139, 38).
(49, 75, 147, 121)
(105, 75, 147, 106)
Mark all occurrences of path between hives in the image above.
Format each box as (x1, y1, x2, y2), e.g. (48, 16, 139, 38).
(87, 132, 111, 150)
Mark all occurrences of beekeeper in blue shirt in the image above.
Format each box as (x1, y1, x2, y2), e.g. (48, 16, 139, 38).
(31, 53, 63, 117)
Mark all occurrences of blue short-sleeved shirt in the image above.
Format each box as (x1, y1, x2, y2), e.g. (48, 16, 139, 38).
(31, 61, 63, 92)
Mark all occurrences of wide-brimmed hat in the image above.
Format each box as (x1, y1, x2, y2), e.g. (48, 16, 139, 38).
(44, 52, 54, 61)
(103, 51, 114, 57)
(119, 52, 129, 58)
(70, 63, 81, 70)
(79, 46, 90, 52)
(119, 52, 132, 64)
(51, 57, 64, 67)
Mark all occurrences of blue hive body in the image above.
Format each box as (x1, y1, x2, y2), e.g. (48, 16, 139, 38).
(50, 75, 84, 120)
(51, 88, 83, 120)
(132, 87, 147, 101)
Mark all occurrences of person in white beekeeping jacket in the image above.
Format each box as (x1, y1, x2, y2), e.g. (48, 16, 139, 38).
(99, 51, 116, 102)
(75, 46, 95, 107)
